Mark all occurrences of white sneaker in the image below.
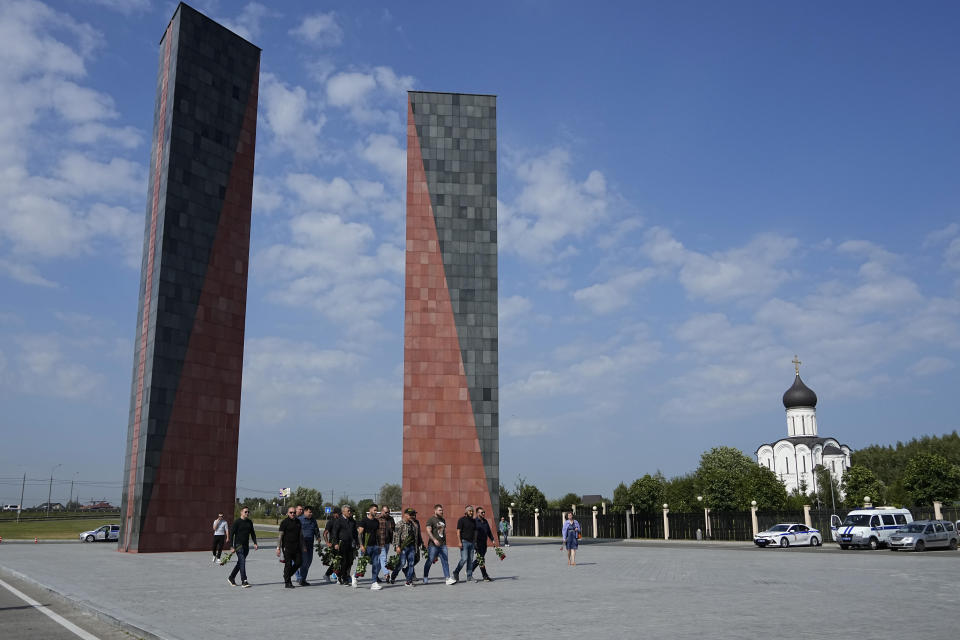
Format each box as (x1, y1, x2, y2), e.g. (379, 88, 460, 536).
(351, 576, 357, 588)
(370, 582, 382, 590)
(211, 556, 217, 562)
(422, 577, 429, 585)
(445, 577, 457, 585)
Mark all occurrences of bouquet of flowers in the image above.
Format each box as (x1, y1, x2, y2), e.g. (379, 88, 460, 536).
(386, 554, 401, 571)
(217, 551, 233, 566)
(494, 546, 506, 561)
(354, 554, 369, 578)
(316, 540, 341, 575)
(474, 552, 486, 569)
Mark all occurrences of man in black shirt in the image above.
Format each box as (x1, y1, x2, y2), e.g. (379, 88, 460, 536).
(453, 505, 478, 583)
(357, 504, 382, 591)
(331, 505, 358, 587)
(228, 507, 258, 588)
(322, 506, 341, 583)
(473, 506, 495, 581)
(277, 506, 302, 589)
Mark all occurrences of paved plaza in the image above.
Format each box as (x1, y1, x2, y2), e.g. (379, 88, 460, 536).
(1, 538, 957, 639)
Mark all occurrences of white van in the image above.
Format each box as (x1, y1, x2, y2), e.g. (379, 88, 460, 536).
(831, 507, 913, 550)
(2, 504, 20, 511)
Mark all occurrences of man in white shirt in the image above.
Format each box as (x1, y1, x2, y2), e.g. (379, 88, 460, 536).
(212, 513, 229, 562)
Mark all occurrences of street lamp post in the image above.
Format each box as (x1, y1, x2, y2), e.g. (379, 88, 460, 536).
(68, 472, 79, 511)
(47, 464, 62, 518)
(697, 495, 711, 539)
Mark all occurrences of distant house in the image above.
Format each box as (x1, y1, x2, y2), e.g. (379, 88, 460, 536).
(580, 495, 603, 506)
(36, 502, 64, 511)
(80, 501, 115, 511)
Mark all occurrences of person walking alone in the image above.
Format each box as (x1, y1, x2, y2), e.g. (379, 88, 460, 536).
(452, 505, 477, 584)
(277, 506, 302, 589)
(212, 512, 229, 562)
(423, 504, 455, 585)
(322, 506, 341, 583)
(472, 507, 495, 581)
(227, 507, 258, 588)
(498, 516, 510, 547)
(562, 511, 581, 566)
(332, 505, 359, 587)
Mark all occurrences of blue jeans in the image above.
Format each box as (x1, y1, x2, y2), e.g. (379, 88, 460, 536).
(297, 537, 313, 582)
(379, 545, 390, 578)
(453, 541, 475, 580)
(424, 545, 449, 578)
(365, 545, 382, 582)
(400, 545, 416, 582)
(229, 545, 248, 583)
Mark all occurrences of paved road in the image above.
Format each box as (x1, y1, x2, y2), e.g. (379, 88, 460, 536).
(1, 538, 957, 639)
(0, 572, 140, 640)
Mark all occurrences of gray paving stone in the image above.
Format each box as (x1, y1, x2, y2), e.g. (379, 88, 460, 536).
(0, 539, 957, 638)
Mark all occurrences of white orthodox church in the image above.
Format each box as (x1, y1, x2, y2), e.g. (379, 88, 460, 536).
(756, 358, 852, 496)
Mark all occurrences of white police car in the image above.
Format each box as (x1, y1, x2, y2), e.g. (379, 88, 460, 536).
(754, 523, 822, 547)
(79, 524, 119, 542)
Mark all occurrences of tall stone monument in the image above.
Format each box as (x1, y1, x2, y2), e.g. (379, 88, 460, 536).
(403, 91, 500, 525)
(119, 3, 260, 552)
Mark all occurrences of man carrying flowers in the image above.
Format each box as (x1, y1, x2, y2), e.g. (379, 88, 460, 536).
(392, 508, 421, 586)
(331, 505, 358, 587)
(357, 504, 382, 591)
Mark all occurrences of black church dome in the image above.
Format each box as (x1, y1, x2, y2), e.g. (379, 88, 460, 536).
(782, 374, 817, 409)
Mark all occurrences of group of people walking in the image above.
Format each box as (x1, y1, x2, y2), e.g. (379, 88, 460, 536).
(218, 503, 513, 590)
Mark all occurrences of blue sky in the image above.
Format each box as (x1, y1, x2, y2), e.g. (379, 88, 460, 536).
(1, 0, 958, 507)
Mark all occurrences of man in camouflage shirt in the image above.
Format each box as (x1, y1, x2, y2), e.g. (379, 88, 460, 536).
(391, 508, 421, 586)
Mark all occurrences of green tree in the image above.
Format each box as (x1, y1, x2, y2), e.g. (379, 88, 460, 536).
(378, 483, 402, 510)
(743, 464, 788, 510)
(357, 498, 375, 515)
(499, 484, 514, 514)
(512, 476, 548, 513)
(663, 474, 698, 511)
(550, 492, 581, 509)
(902, 453, 960, 506)
(612, 482, 631, 511)
(694, 447, 756, 511)
(288, 486, 323, 511)
(842, 465, 885, 508)
(629, 473, 667, 512)
(813, 465, 842, 510)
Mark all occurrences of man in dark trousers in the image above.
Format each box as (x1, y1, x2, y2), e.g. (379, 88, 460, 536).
(277, 506, 302, 589)
(472, 506, 495, 581)
(331, 505, 358, 587)
(228, 507, 258, 588)
(296, 506, 319, 586)
(322, 506, 341, 583)
(452, 505, 477, 584)
(357, 504, 382, 591)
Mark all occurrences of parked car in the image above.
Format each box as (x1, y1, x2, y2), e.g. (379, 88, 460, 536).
(79, 524, 120, 542)
(754, 523, 822, 547)
(888, 520, 959, 552)
(2, 504, 20, 511)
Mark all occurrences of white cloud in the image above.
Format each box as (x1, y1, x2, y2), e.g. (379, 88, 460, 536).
(642, 227, 797, 302)
(219, 3, 274, 42)
(325, 67, 413, 126)
(0, 333, 104, 399)
(503, 417, 549, 437)
(573, 269, 656, 314)
(290, 12, 343, 47)
(0, 258, 58, 287)
(908, 356, 953, 377)
(259, 73, 326, 159)
(359, 133, 405, 180)
(84, 0, 150, 15)
(498, 148, 610, 261)
(67, 122, 142, 148)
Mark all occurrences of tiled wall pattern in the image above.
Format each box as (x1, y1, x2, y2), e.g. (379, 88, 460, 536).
(119, 4, 259, 553)
(403, 91, 499, 525)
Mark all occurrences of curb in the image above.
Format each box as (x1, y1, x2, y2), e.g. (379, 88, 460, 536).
(0, 563, 173, 640)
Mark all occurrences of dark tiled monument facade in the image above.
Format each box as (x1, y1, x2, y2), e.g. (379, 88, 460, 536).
(120, 3, 259, 552)
(403, 91, 499, 525)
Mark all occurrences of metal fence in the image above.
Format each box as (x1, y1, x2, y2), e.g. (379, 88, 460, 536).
(501, 504, 960, 541)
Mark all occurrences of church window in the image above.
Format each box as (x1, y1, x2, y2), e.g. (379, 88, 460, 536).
(802, 457, 806, 472)
(785, 458, 789, 473)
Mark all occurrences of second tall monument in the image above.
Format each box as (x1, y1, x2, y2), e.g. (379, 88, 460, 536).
(403, 91, 500, 524)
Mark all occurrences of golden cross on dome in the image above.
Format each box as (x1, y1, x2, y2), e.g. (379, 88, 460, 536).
(792, 355, 801, 376)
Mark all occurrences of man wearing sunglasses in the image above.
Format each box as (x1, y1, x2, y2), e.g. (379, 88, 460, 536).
(278, 507, 302, 589)
(228, 508, 257, 588)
